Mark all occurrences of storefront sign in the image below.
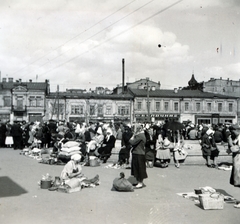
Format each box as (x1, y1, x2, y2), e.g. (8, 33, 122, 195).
(135, 114, 179, 118)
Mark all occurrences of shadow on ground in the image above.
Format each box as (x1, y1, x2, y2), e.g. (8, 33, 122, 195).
(0, 176, 28, 198)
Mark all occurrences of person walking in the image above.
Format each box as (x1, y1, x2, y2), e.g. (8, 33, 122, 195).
(226, 126, 240, 208)
(129, 124, 147, 189)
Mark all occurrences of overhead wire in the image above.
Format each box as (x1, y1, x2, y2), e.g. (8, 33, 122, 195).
(10, 0, 137, 76)
(38, 0, 183, 78)
(33, 0, 155, 73)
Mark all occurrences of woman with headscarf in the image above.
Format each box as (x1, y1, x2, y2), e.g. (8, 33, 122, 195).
(201, 127, 219, 168)
(58, 154, 99, 190)
(129, 124, 147, 189)
(97, 128, 116, 163)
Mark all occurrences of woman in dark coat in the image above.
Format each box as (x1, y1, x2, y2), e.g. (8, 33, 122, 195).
(118, 125, 133, 165)
(144, 124, 156, 168)
(10, 121, 23, 150)
(97, 128, 116, 163)
(0, 122, 7, 147)
(129, 124, 147, 189)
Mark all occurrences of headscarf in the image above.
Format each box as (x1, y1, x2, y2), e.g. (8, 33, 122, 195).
(71, 154, 81, 161)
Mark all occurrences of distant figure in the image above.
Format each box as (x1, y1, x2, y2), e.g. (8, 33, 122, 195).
(10, 121, 23, 150)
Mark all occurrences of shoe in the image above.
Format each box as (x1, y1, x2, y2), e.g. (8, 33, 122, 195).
(211, 164, 216, 168)
(48, 186, 58, 191)
(234, 203, 240, 208)
(175, 164, 180, 168)
(90, 175, 99, 184)
(207, 164, 212, 168)
(135, 183, 143, 189)
(103, 159, 107, 163)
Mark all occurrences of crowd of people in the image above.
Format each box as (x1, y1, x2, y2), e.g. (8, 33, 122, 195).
(1, 119, 240, 195)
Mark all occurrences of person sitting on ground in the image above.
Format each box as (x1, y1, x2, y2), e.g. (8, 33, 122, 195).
(97, 128, 116, 163)
(59, 154, 99, 190)
(86, 126, 104, 156)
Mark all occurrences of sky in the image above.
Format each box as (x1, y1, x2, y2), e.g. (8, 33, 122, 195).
(0, 0, 239, 92)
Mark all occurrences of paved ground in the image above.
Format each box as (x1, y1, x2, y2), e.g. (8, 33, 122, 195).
(0, 146, 239, 224)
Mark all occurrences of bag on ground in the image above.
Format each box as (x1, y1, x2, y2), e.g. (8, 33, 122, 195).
(113, 172, 134, 192)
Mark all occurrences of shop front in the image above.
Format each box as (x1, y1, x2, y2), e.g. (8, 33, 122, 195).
(195, 114, 237, 125)
(135, 113, 180, 122)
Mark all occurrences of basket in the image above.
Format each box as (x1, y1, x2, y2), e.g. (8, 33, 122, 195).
(199, 192, 224, 210)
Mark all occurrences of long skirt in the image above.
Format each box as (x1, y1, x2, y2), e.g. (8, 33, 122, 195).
(145, 147, 156, 161)
(156, 148, 171, 160)
(131, 154, 148, 182)
(230, 153, 240, 187)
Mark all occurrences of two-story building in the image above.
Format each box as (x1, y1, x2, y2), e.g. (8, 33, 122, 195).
(45, 91, 134, 124)
(202, 77, 240, 123)
(0, 78, 50, 123)
(129, 88, 238, 125)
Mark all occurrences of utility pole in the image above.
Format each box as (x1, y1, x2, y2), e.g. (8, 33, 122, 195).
(146, 77, 150, 123)
(122, 58, 125, 94)
(57, 85, 59, 122)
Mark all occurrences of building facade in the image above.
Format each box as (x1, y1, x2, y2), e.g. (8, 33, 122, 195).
(0, 78, 50, 123)
(203, 77, 240, 124)
(129, 88, 238, 125)
(45, 92, 134, 124)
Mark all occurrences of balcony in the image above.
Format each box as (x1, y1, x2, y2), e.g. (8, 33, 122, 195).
(12, 105, 27, 112)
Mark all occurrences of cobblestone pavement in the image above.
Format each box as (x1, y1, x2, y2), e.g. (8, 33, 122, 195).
(0, 147, 239, 224)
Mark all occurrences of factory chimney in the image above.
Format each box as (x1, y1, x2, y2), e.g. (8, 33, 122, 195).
(122, 58, 125, 94)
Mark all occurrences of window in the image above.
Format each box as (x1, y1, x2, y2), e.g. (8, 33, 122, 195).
(118, 106, 129, 115)
(90, 105, 95, 115)
(29, 96, 36, 107)
(229, 103, 233, 112)
(174, 102, 178, 111)
(105, 106, 112, 115)
(164, 102, 169, 111)
(218, 103, 222, 112)
(36, 97, 42, 107)
(4, 96, 11, 107)
(185, 102, 189, 111)
(98, 105, 103, 115)
(17, 96, 23, 109)
(71, 105, 83, 115)
(137, 102, 142, 110)
(196, 102, 200, 112)
(155, 102, 160, 111)
(146, 101, 151, 110)
(207, 103, 211, 112)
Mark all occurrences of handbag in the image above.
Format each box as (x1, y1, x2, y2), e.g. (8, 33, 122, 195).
(174, 147, 188, 161)
(113, 172, 134, 192)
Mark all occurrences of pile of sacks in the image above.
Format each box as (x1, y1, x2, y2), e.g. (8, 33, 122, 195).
(58, 141, 82, 162)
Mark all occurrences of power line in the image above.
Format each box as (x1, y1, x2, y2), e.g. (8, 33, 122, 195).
(33, 0, 155, 73)
(10, 0, 137, 76)
(38, 0, 183, 77)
